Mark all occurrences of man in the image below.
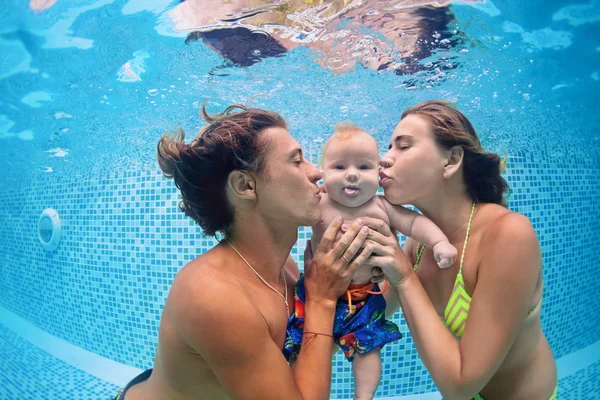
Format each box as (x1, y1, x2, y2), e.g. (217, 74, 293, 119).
(114, 105, 374, 399)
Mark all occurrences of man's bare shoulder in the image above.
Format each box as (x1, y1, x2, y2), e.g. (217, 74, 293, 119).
(165, 249, 267, 354)
(176, 250, 239, 284)
(169, 249, 248, 320)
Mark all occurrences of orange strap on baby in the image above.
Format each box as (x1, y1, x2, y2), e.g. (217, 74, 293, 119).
(343, 280, 388, 313)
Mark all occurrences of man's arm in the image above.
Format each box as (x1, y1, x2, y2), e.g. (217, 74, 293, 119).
(177, 269, 337, 400)
(172, 217, 370, 399)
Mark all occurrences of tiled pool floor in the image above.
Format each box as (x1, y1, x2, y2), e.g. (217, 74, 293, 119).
(0, 323, 120, 400)
(0, 317, 599, 400)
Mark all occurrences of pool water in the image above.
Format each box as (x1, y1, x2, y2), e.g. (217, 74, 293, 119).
(0, 0, 598, 399)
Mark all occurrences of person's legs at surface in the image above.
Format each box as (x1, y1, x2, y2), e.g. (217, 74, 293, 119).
(352, 347, 382, 400)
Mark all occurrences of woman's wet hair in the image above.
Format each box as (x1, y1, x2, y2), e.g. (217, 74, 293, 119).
(157, 104, 287, 236)
(402, 100, 510, 206)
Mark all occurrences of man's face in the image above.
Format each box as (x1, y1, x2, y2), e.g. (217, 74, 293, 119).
(254, 127, 323, 227)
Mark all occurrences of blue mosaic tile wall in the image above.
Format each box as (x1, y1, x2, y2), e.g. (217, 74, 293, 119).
(558, 360, 600, 400)
(0, 152, 599, 398)
(505, 152, 600, 360)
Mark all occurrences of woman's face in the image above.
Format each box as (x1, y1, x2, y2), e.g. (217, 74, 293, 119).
(379, 114, 448, 206)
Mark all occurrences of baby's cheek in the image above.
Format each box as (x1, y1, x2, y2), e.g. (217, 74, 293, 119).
(366, 175, 380, 192)
(322, 175, 339, 193)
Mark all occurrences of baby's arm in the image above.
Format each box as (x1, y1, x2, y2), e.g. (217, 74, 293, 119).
(379, 197, 457, 268)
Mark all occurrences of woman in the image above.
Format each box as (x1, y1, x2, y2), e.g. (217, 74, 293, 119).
(114, 104, 374, 400)
(364, 100, 557, 399)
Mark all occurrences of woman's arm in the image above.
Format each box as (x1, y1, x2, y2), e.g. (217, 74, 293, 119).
(362, 214, 541, 400)
(382, 237, 416, 319)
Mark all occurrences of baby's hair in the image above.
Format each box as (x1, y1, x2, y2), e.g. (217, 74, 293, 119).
(332, 122, 367, 138)
(320, 122, 372, 166)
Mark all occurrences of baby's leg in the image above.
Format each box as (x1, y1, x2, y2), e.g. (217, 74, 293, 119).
(352, 348, 382, 400)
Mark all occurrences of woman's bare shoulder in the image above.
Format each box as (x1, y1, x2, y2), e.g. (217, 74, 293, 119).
(479, 204, 535, 240)
(478, 204, 540, 268)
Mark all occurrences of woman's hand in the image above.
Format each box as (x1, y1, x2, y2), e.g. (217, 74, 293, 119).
(359, 217, 414, 286)
(303, 217, 374, 305)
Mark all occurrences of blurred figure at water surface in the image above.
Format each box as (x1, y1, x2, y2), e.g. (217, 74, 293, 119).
(171, 0, 484, 73)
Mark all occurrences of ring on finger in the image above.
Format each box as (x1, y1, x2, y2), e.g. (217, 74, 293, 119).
(342, 254, 352, 263)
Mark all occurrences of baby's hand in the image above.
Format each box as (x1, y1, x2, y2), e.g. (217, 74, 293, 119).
(432, 241, 457, 269)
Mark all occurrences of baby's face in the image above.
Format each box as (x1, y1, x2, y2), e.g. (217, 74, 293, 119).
(322, 132, 380, 207)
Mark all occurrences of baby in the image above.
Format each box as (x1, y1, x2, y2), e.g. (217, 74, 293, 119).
(284, 124, 457, 400)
